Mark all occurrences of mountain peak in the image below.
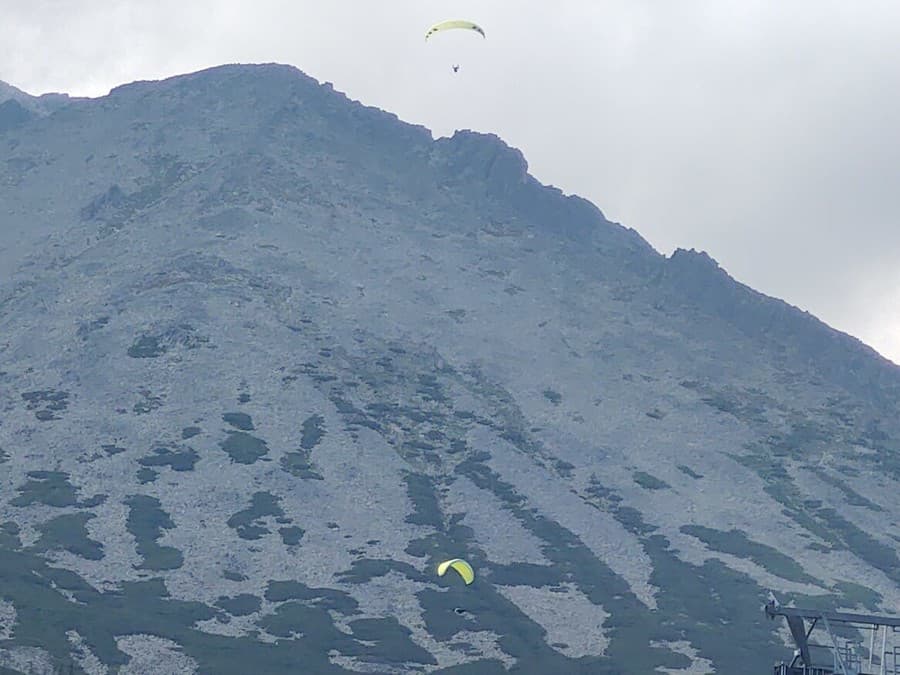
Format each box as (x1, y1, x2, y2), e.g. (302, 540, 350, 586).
(1, 63, 899, 674)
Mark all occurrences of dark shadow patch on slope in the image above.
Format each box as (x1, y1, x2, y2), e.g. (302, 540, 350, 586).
(346, 616, 437, 668)
(257, 602, 364, 661)
(102, 443, 127, 455)
(32, 513, 104, 560)
(809, 467, 884, 511)
(633, 471, 670, 491)
(138, 446, 199, 472)
(11, 471, 80, 508)
(136, 467, 158, 483)
(677, 464, 703, 479)
(220, 430, 269, 464)
(279, 449, 324, 480)
(831, 580, 882, 611)
(21, 389, 70, 421)
(335, 558, 424, 586)
(215, 594, 262, 617)
(404, 472, 443, 529)
(279, 525, 305, 546)
(223, 412, 254, 431)
(125, 495, 183, 570)
(301, 414, 326, 449)
(681, 525, 818, 585)
(279, 413, 326, 480)
(542, 389, 562, 405)
(264, 580, 359, 614)
(227, 492, 287, 541)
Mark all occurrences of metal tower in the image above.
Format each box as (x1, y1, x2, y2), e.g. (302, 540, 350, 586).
(765, 594, 900, 675)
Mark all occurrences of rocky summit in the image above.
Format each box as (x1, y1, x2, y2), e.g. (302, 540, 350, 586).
(1, 63, 899, 674)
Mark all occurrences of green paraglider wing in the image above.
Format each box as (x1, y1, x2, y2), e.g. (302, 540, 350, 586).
(437, 558, 475, 585)
(425, 20, 486, 41)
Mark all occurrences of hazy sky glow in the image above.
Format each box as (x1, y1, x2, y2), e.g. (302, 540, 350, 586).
(3, 0, 899, 363)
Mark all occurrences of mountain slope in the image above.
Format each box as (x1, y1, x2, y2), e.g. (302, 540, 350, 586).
(0, 63, 898, 674)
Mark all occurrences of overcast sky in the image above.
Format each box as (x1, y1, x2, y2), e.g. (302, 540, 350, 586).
(3, 0, 899, 364)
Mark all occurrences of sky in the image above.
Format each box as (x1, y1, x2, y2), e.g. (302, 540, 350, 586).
(3, 0, 899, 364)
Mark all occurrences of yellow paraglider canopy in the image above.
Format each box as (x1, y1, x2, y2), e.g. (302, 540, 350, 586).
(425, 20, 486, 41)
(437, 558, 475, 585)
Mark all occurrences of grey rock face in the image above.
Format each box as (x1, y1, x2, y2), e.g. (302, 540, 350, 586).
(0, 64, 898, 674)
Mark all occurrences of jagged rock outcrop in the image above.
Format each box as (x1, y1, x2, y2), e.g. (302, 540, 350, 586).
(657, 248, 899, 407)
(0, 80, 76, 115)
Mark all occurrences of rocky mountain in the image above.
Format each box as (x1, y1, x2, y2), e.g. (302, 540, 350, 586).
(0, 81, 76, 131)
(1, 63, 898, 674)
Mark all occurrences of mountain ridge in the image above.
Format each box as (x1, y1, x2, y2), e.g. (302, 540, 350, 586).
(0, 62, 898, 674)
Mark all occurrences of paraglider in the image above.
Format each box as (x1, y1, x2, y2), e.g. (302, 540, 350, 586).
(437, 558, 475, 585)
(426, 20, 485, 75)
(424, 20, 486, 41)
